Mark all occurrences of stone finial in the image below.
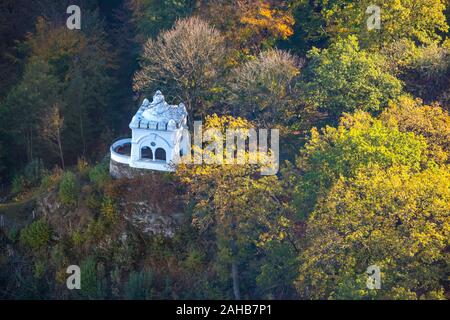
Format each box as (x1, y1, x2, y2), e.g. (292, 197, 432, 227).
(152, 90, 165, 105)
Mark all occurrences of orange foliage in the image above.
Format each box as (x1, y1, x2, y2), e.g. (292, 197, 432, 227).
(240, 2, 294, 40)
(198, 0, 294, 56)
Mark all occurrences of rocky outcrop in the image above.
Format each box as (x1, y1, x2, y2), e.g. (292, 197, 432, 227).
(110, 158, 151, 179)
(108, 170, 186, 237)
(36, 189, 61, 217)
(123, 201, 184, 237)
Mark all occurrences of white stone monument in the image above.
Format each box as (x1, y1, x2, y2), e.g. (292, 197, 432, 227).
(110, 91, 189, 177)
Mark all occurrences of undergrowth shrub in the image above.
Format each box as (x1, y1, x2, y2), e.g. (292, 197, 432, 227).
(58, 172, 80, 207)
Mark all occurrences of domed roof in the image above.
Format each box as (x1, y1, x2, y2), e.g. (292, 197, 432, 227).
(129, 90, 188, 130)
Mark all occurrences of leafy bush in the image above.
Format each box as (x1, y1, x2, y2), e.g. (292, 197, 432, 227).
(11, 175, 26, 194)
(11, 159, 46, 194)
(184, 247, 206, 272)
(124, 271, 154, 300)
(7, 226, 20, 242)
(88, 161, 110, 189)
(77, 157, 89, 175)
(50, 244, 66, 268)
(20, 219, 52, 250)
(58, 172, 80, 207)
(100, 197, 118, 224)
(80, 257, 100, 299)
(71, 230, 85, 248)
(23, 159, 45, 187)
(39, 170, 62, 192)
(33, 260, 46, 279)
(85, 188, 102, 212)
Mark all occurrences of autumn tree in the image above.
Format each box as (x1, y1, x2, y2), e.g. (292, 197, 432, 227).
(198, 0, 294, 56)
(229, 49, 302, 127)
(291, 0, 448, 50)
(42, 103, 65, 170)
(26, 15, 115, 161)
(296, 165, 450, 299)
(238, 1, 295, 52)
(0, 60, 61, 167)
(292, 111, 433, 218)
(127, 0, 196, 40)
(0, 0, 44, 98)
(133, 17, 226, 124)
(382, 41, 450, 104)
(381, 96, 450, 160)
(300, 36, 403, 120)
(176, 114, 282, 299)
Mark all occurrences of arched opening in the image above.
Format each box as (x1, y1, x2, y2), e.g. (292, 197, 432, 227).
(141, 146, 153, 160)
(155, 148, 166, 161)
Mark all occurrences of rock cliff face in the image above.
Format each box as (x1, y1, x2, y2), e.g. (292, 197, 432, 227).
(107, 168, 185, 237)
(122, 201, 184, 237)
(110, 159, 149, 179)
(36, 190, 61, 217)
(29, 170, 185, 238)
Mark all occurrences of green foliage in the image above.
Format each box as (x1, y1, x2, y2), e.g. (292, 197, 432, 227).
(23, 159, 46, 187)
(7, 226, 20, 242)
(124, 271, 154, 300)
(301, 36, 402, 119)
(70, 230, 85, 248)
(33, 260, 46, 279)
(129, 0, 194, 39)
(381, 96, 450, 161)
(177, 114, 286, 299)
(39, 169, 63, 192)
(20, 219, 51, 250)
(294, 111, 430, 218)
(256, 241, 298, 299)
(76, 158, 90, 179)
(291, 0, 448, 50)
(296, 165, 450, 300)
(80, 257, 106, 299)
(0, 60, 61, 170)
(11, 159, 46, 194)
(1, 12, 115, 178)
(88, 161, 110, 189)
(11, 175, 26, 195)
(384, 41, 450, 104)
(100, 197, 118, 224)
(58, 172, 80, 207)
(85, 188, 102, 212)
(184, 247, 206, 272)
(50, 243, 65, 268)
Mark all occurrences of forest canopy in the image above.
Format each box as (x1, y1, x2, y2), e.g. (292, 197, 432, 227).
(0, 0, 449, 300)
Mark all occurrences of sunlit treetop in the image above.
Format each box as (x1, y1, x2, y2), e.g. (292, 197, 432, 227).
(381, 96, 450, 161)
(296, 164, 450, 299)
(293, 110, 435, 218)
(292, 0, 448, 49)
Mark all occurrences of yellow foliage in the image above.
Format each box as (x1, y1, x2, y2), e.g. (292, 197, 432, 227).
(240, 2, 294, 40)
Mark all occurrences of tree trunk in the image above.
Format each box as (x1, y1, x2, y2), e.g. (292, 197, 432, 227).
(79, 113, 86, 157)
(26, 129, 33, 162)
(231, 258, 241, 300)
(230, 219, 241, 300)
(57, 129, 65, 170)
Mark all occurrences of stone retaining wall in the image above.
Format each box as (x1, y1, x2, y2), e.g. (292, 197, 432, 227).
(110, 158, 151, 179)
